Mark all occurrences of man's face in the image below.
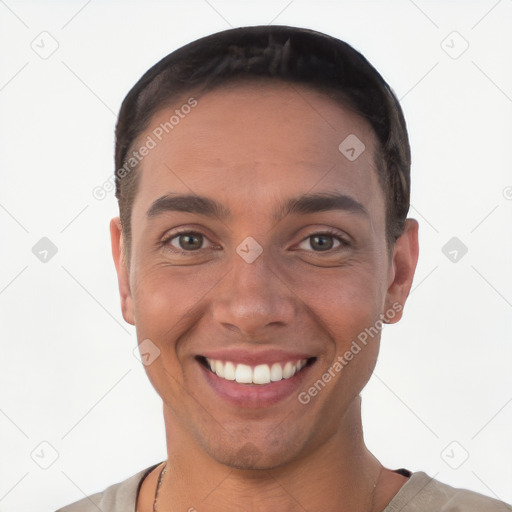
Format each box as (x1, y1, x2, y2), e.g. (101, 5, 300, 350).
(112, 82, 417, 469)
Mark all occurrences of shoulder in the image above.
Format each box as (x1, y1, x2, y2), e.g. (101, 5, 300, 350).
(385, 470, 512, 511)
(54, 462, 163, 512)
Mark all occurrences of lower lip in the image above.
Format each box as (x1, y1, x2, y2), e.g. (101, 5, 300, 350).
(198, 360, 314, 409)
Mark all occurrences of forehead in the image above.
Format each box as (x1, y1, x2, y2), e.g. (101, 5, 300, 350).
(131, 82, 384, 224)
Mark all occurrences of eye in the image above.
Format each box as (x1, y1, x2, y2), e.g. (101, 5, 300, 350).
(297, 230, 347, 252)
(164, 231, 212, 252)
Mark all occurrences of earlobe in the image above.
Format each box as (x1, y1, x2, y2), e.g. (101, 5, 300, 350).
(110, 217, 135, 326)
(384, 219, 419, 324)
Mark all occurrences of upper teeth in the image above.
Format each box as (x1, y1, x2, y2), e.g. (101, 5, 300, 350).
(205, 358, 308, 385)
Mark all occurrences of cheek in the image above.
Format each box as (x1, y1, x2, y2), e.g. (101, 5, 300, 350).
(290, 266, 383, 435)
(130, 267, 210, 407)
(291, 263, 384, 387)
(293, 261, 384, 334)
(132, 265, 217, 332)
(130, 265, 227, 390)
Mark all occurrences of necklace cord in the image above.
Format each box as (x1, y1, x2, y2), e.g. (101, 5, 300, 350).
(153, 462, 167, 512)
(153, 461, 381, 511)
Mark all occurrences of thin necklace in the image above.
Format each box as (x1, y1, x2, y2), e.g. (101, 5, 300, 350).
(153, 461, 167, 512)
(153, 462, 380, 512)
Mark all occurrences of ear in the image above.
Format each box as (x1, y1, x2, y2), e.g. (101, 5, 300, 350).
(384, 219, 419, 323)
(110, 217, 135, 326)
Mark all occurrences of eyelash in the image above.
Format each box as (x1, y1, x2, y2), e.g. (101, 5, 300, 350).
(297, 228, 349, 252)
(160, 228, 349, 255)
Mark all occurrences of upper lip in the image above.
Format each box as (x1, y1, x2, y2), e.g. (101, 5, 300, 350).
(198, 348, 315, 366)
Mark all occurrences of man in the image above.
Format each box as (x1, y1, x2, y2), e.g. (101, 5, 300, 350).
(56, 25, 511, 512)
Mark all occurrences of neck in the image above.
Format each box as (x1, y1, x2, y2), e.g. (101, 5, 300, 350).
(157, 396, 386, 512)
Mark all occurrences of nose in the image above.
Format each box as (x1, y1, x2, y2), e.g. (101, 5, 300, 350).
(211, 248, 297, 338)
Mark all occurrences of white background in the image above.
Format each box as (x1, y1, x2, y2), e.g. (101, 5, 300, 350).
(0, 1, 511, 511)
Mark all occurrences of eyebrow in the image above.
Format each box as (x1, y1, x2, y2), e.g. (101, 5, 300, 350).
(146, 192, 368, 222)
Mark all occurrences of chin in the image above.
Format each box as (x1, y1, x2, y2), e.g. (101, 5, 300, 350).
(203, 437, 303, 471)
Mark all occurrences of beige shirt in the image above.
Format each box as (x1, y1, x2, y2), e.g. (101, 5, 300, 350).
(55, 463, 512, 512)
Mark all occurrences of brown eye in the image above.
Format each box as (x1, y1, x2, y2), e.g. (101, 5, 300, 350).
(169, 232, 205, 251)
(297, 231, 346, 253)
(309, 234, 334, 251)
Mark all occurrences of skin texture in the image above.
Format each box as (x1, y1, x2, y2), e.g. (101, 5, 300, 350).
(111, 82, 419, 512)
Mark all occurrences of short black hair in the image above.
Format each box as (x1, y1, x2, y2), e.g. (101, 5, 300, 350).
(114, 25, 410, 260)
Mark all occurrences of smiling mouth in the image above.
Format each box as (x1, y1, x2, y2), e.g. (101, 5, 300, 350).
(196, 356, 317, 385)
